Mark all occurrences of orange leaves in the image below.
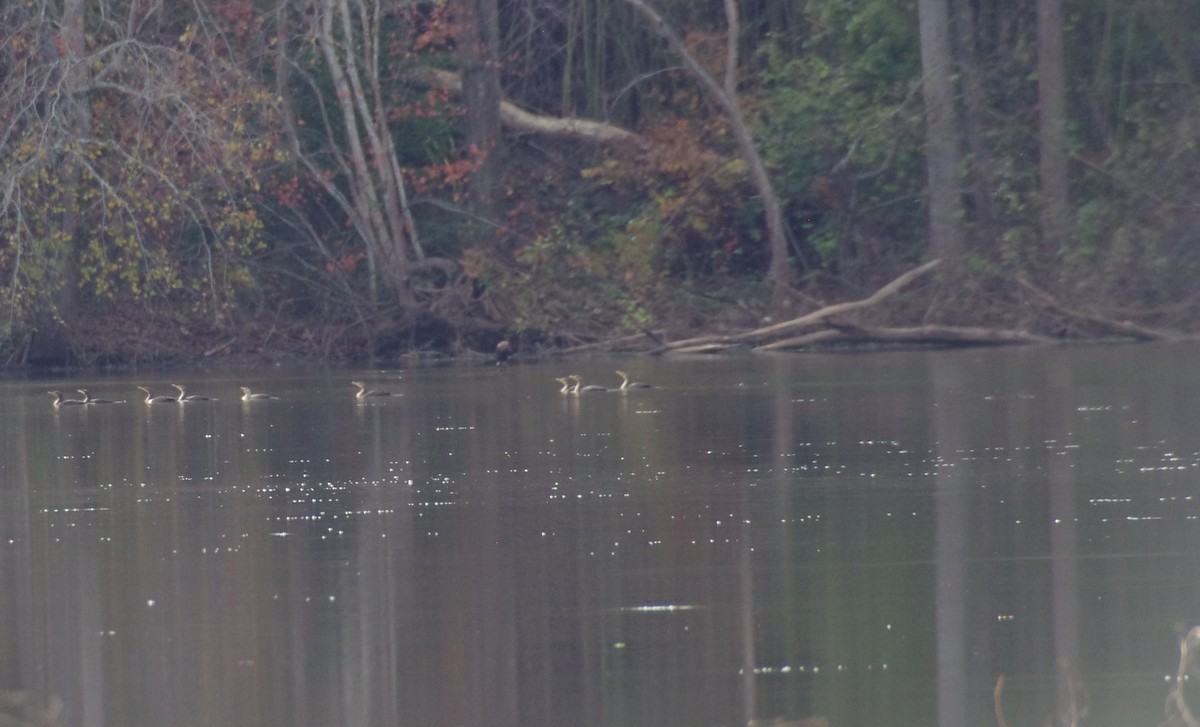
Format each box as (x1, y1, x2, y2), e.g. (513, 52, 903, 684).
(396, 88, 457, 120)
(272, 176, 305, 208)
(409, 144, 488, 201)
(325, 251, 364, 276)
(402, 2, 455, 56)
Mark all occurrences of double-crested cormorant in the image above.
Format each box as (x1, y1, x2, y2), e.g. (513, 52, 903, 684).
(48, 390, 86, 407)
(495, 340, 513, 365)
(77, 388, 120, 404)
(568, 374, 608, 394)
(240, 386, 278, 401)
(172, 384, 215, 402)
(556, 377, 572, 394)
(615, 370, 651, 390)
(352, 381, 392, 399)
(137, 386, 178, 404)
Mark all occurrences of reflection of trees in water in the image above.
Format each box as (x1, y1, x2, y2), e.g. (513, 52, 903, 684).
(0, 690, 62, 726)
(1164, 626, 1200, 727)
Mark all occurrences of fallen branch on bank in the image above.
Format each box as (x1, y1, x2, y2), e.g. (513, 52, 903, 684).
(757, 322, 1051, 350)
(409, 68, 644, 147)
(642, 259, 1063, 353)
(655, 259, 1000, 353)
(1016, 277, 1173, 341)
(559, 329, 668, 355)
(734, 258, 945, 346)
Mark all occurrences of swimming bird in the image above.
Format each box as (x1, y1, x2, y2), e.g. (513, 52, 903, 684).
(556, 377, 572, 394)
(568, 374, 608, 394)
(239, 386, 278, 401)
(48, 390, 86, 407)
(615, 370, 651, 390)
(352, 381, 392, 399)
(171, 384, 216, 402)
(137, 386, 178, 404)
(77, 388, 120, 404)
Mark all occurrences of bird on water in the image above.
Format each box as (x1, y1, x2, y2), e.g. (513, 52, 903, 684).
(495, 340, 513, 365)
(556, 377, 572, 394)
(352, 381, 393, 399)
(48, 391, 86, 407)
(172, 384, 216, 402)
(77, 388, 120, 404)
(240, 386, 278, 401)
(137, 386, 178, 404)
(568, 374, 608, 394)
(615, 370, 651, 390)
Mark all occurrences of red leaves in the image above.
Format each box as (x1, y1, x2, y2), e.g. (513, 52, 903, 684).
(272, 176, 304, 208)
(325, 251, 364, 276)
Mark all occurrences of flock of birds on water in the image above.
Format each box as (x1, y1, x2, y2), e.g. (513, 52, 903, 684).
(46, 371, 652, 408)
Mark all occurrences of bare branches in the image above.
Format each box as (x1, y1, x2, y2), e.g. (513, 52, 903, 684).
(618, 0, 791, 306)
(0, 0, 281, 335)
(279, 0, 422, 303)
(647, 259, 1048, 353)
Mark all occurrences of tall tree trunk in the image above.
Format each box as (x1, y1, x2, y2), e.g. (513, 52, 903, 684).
(722, 0, 739, 95)
(55, 0, 91, 351)
(917, 0, 966, 266)
(619, 0, 791, 307)
(1037, 0, 1071, 248)
(949, 0, 995, 234)
(455, 0, 503, 221)
(309, 0, 422, 302)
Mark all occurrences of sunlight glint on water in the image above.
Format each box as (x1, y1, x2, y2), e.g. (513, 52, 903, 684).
(2, 346, 1200, 726)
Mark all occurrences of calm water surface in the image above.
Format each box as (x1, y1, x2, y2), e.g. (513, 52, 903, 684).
(2, 344, 1200, 727)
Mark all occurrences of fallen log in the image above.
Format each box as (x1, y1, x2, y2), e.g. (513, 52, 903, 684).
(757, 322, 1050, 351)
(559, 329, 667, 354)
(409, 68, 644, 147)
(734, 258, 943, 344)
(1016, 277, 1173, 341)
(655, 259, 942, 353)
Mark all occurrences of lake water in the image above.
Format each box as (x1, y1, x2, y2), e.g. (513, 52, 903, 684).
(2, 344, 1199, 727)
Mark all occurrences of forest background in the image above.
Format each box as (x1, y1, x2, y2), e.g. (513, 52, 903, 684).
(1, 0, 1197, 365)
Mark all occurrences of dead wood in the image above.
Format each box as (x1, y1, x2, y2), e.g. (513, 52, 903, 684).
(1016, 277, 1174, 341)
(654, 259, 943, 353)
(410, 68, 643, 147)
(558, 329, 668, 355)
(752, 329, 855, 351)
(735, 258, 943, 344)
(666, 342, 747, 355)
(763, 322, 1049, 350)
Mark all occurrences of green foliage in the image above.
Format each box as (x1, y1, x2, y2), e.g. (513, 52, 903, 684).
(757, 25, 925, 270)
(580, 118, 773, 281)
(803, 0, 919, 84)
(493, 225, 653, 336)
(7, 0, 1200, 359)
(0, 5, 282, 358)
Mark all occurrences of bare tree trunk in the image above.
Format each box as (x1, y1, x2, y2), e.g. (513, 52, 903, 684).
(917, 0, 966, 266)
(949, 0, 996, 233)
(722, 0, 739, 95)
(455, 0, 503, 221)
(619, 0, 791, 306)
(1037, 0, 1071, 247)
(312, 0, 422, 299)
(53, 0, 91, 348)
